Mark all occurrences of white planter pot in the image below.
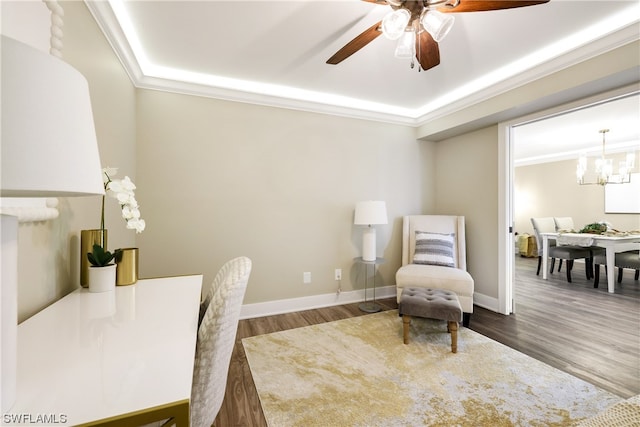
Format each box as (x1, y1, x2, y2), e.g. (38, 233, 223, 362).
(88, 264, 116, 293)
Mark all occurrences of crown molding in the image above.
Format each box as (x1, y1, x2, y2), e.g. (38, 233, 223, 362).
(85, 0, 144, 85)
(414, 23, 640, 125)
(85, 1, 639, 128)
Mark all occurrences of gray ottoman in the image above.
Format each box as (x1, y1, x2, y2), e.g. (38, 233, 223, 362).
(399, 287, 463, 353)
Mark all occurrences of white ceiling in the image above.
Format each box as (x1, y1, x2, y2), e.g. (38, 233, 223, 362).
(514, 92, 640, 165)
(85, 0, 640, 160)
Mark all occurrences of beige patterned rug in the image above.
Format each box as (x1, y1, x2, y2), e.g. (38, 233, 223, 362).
(242, 310, 622, 426)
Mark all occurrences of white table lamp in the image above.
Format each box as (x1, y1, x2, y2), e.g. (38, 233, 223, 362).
(1, 35, 104, 412)
(354, 201, 388, 261)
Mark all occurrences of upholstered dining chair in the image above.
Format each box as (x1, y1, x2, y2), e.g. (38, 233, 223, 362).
(553, 216, 605, 277)
(531, 217, 592, 283)
(593, 250, 640, 288)
(190, 256, 252, 427)
(395, 215, 474, 327)
(553, 216, 576, 233)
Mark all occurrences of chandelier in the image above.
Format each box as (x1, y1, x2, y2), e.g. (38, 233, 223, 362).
(576, 129, 636, 185)
(381, 0, 457, 69)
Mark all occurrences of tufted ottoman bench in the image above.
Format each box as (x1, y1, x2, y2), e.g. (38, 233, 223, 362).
(399, 287, 463, 353)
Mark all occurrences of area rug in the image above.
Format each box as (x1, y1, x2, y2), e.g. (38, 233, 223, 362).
(242, 310, 623, 426)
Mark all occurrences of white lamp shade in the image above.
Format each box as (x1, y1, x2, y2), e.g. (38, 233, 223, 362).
(395, 30, 416, 59)
(421, 10, 455, 43)
(354, 201, 388, 225)
(1, 35, 104, 197)
(382, 9, 410, 40)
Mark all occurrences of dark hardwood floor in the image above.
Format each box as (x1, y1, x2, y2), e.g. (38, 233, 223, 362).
(214, 256, 640, 426)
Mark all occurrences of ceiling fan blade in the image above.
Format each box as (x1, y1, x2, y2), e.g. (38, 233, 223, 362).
(361, 0, 388, 4)
(438, 0, 549, 13)
(415, 31, 440, 71)
(326, 21, 383, 65)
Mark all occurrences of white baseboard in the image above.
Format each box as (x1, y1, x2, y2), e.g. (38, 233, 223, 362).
(240, 287, 499, 320)
(472, 292, 499, 313)
(240, 285, 397, 320)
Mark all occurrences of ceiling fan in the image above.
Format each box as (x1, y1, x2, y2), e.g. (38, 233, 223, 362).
(327, 0, 550, 71)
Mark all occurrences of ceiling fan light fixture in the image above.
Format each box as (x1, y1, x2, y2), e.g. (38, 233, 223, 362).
(394, 29, 416, 58)
(420, 9, 455, 42)
(382, 9, 411, 40)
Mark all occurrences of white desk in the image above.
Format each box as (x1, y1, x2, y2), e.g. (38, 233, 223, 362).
(5, 275, 203, 426)
(541, 232, 640, 293)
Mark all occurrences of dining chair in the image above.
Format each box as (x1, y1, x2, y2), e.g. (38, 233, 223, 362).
(553, 216, 576, 233)
(531, 217, 592, 283)
(553, 216, 605, 277)
(593, 250, 640, 288)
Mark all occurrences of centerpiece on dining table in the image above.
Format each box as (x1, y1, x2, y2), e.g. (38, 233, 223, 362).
(579, 222, 609, 234)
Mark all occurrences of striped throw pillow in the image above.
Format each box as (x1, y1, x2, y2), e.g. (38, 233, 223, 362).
(413, 231, 456, 267)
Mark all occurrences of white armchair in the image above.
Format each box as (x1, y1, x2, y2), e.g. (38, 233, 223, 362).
(395, 215, 474, 327)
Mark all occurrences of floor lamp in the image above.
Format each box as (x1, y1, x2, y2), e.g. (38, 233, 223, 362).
(354, 201, 388, 261)
(1, 35, 104, 412)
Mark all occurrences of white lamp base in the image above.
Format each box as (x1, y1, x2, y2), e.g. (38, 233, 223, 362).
(362, 227, 377, 262)
(1, 214, 18, 412)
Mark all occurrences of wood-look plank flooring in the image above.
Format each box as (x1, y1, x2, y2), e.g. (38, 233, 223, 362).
(214, 256, 640, 426)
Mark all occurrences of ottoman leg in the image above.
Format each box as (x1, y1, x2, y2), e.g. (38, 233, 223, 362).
(403, 315, 411, 344)
(448, 321, 458, 353)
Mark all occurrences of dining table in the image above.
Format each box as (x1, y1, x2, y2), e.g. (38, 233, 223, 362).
(540, 232, 640, 293)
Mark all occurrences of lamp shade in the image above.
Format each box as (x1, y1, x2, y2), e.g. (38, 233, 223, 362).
(354, 201, 388, 226)
(1, 35, 104, 197)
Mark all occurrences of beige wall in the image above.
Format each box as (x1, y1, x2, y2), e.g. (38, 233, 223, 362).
(7, 1, 638, 321)
(515, 159, 640, 236)
(8, 1, 136, 322)
(433, 126, 500, 300)
(135, 90, 432, 303)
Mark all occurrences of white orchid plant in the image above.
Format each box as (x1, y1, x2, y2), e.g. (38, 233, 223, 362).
(101, 167, 146, 234)
(88, 167, 146, 267)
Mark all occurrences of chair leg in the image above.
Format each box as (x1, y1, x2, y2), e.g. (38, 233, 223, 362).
(558, 259, 563, 272)
(566, 260, 573, 283)
(536, 256, 542, 275)
(550, 258, 556, 274)
(618, 268, 624, 283)
(585, 258, 592, 280)
(462, 312, 470, 328)
(402, 315, 410, 345)
(594, 264, 600, 288)
(635, 270, 639, 280)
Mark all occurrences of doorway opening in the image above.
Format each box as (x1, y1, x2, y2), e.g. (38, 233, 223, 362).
(498, 85, 640, 315)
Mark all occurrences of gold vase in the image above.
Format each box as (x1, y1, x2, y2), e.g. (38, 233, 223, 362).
(80, 229, 107, 288)
(116, 247, 138, 286)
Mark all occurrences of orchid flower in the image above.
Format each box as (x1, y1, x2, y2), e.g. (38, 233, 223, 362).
(100, 167, 146, 235)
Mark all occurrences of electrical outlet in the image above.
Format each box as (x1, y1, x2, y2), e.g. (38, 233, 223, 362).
(303, 272, 311, 284)
(335, 268, 342, 280)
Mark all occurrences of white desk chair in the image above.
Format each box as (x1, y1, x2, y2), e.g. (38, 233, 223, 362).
(156, 256, 252, 427)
